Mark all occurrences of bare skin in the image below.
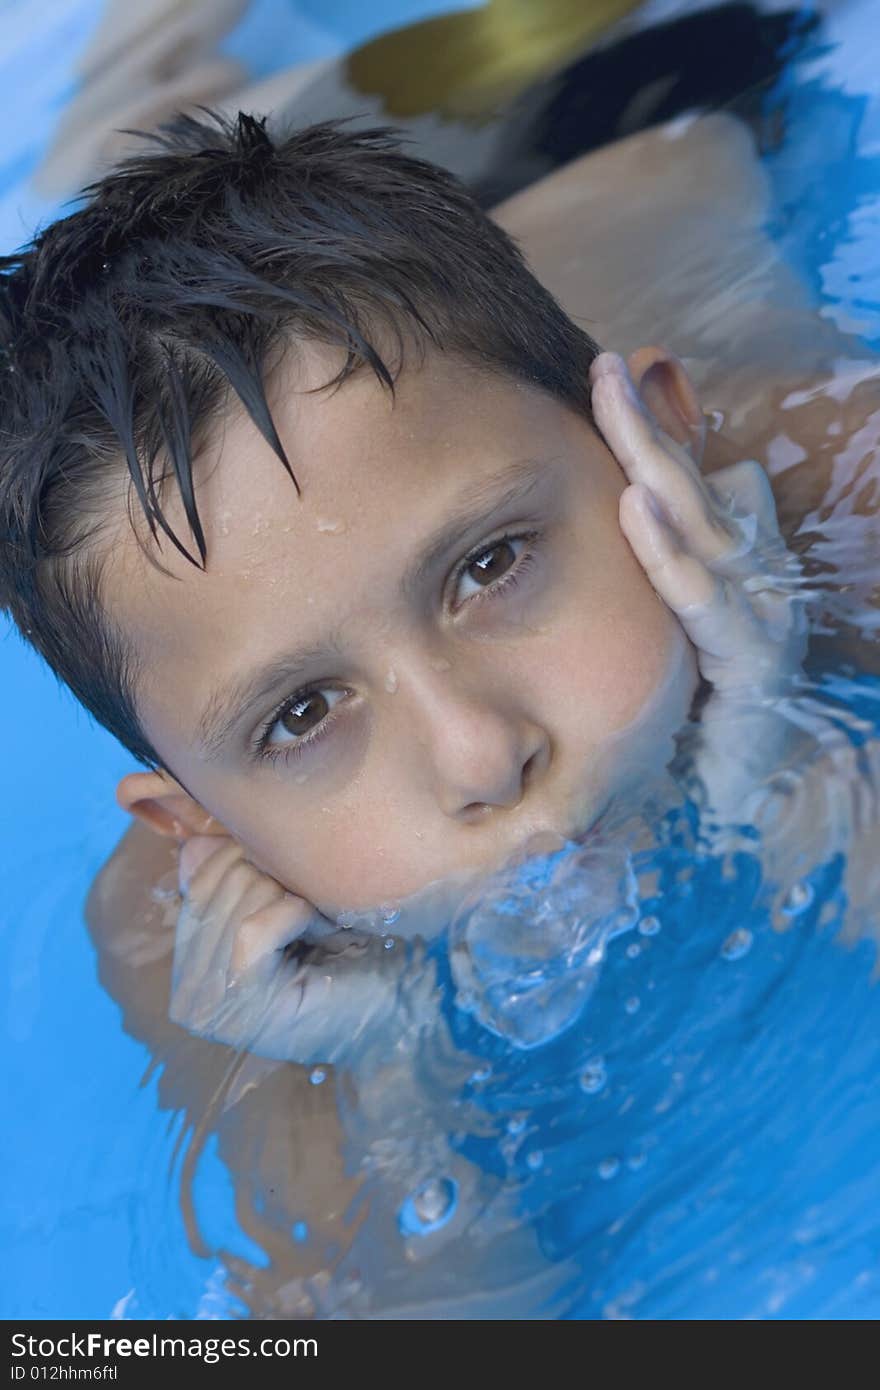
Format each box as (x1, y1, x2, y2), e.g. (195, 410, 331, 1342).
(85, 113, 879, 1315)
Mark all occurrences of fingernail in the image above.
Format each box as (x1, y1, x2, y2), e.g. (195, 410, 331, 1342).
(594, 353, 641, 407)
(590, 351, 626, 380)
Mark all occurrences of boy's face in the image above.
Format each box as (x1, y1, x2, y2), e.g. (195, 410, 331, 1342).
(110, 342, 699, 918)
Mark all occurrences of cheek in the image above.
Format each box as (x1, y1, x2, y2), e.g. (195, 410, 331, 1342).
(546, 566, 680, 739)
(238, 788, 423, 909)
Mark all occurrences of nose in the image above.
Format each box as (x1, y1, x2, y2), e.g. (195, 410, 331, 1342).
(402, 661, 551, 821)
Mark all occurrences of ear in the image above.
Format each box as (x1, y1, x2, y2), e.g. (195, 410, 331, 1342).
(627, 344, 707, 465)
(115, 769, 227, 843)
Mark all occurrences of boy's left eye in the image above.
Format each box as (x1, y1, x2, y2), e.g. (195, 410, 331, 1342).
(452, 533, 533, 606)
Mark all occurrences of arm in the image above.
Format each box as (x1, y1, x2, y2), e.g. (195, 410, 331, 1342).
(85, 819, 182, 1052)
(84, 820, 366, 1314)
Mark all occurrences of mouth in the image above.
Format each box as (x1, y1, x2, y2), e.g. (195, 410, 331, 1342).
(297, 802, 617, 956)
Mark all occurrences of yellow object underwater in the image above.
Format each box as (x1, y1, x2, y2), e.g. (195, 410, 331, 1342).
(347, 0, 642, 121)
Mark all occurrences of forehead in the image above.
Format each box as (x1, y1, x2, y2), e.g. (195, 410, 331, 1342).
(102, 342, 591, 733)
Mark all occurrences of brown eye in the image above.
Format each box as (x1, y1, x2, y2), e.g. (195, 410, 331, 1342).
(258, 686, 347, 762)
(454, 535, 530, 607)
(467, 540, 517, 587)
(279, 691, 329, 737)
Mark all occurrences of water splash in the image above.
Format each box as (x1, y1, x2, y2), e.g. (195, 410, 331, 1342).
(449, 828, 640, 1048)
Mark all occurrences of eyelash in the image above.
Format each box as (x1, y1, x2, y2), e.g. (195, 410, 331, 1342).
(254, 528, 541, 766)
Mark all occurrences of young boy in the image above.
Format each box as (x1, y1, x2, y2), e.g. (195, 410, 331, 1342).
(7, 105, 878, 1318)
(0, 109, 833, 1072)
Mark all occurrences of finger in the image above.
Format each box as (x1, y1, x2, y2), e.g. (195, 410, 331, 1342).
(195, 853, 284, 935)
(228, 893, 316, 985)
(178, 835, 240, 898)
(591, 354, 738, 564)
(620, 483, 785, 685)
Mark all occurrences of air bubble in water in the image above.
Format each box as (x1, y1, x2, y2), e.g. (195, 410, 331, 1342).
(638, 915, 661, 936)
(626, 942, 641, 959)
(309, 1067, 327, 1086)
(720, 928, 753, 962)
(398, 1177, 458, 1237)
(470, 1063, 492, 1083)
(783, 880, 814, 915)
(383, 937, 395, 950)
(449, 827, 639, 1048)
(292, 1221, 308, 1243)
(381, 906, 401, 926)
(624, 996, 640, 1015)
(598, 1156, 621, 1180)
(526, 1150, 544, 1172)
(579, 1058, 607, 1094)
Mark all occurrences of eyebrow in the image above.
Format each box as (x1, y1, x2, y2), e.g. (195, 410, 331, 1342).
(194, 455, 556, 762)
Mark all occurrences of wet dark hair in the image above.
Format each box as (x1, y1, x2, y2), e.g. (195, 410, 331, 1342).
(0, 111, 600, 771)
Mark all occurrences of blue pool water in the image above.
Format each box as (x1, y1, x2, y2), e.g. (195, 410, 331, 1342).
(2, 0, 880, 1319)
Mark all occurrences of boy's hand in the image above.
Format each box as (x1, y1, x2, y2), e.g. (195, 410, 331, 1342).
(169, 834, 411, 1066)
(589, 351, 810, 824)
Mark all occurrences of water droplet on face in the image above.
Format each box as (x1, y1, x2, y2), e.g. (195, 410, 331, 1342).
(430, 657, 452, 672)
(624, 995, 641, 1015)
(782, 879, 814, 915)
(383, 937, 395, 950)
(638, 914, 661, 936)
(720, 927, 753, 962)
(526, 1150, 544, 1172)
(384, 668, 399, 693)
(381, 905, 400, 926)
(398, 1177, 458, 1236)
(316, 517, 346, 534)
(579, 1058, 607, 1094)
(309, 1067, 327, 1086)
(598, 1156, 621, 1180)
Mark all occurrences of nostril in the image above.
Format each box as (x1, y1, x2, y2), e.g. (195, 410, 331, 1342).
(522, 750, 540, 790)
